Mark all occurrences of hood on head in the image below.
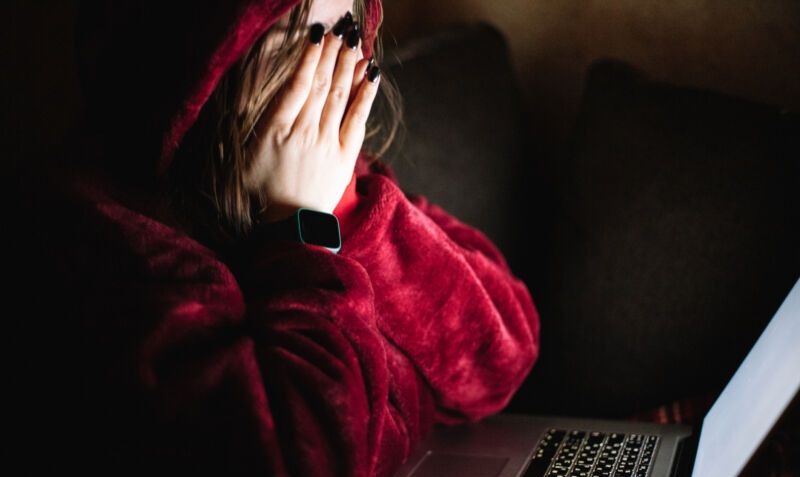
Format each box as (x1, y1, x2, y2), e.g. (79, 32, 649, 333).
(75, 0, 381, 181)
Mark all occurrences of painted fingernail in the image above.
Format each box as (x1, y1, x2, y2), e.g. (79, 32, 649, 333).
(366, 56, 375, 72)
(332, 12, 353, 38)
(309, 23, 324, 44)
(368, 65, 381, 83)
(347, 22, 360, 49)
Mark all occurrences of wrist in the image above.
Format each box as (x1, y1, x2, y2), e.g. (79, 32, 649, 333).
(256, 203, 300, 225)
(253, 208, 342, 254)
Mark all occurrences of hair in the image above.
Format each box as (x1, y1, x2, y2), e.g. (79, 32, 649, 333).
(168, 0, 401, 246)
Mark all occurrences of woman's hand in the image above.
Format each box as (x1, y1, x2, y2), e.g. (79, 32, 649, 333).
(245, 21, 380, 223)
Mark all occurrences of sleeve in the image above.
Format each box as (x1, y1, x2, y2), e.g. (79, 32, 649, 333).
(46, 193, 420, 477)
(233, 239, 439, 477)
(42, 170, 538, 477)
(229, 171, 540, 475)
(343, 172, 540, 424)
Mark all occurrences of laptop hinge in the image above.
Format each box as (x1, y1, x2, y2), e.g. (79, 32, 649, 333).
(670, 429, 699, 477)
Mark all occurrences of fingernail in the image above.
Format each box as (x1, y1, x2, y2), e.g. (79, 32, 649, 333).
(368, 65, 381, 83)
(332, 12, 353, 38)
(347, 22, 360, 49)
(309, 23, 324, 44)
(366, 56, 375, 72)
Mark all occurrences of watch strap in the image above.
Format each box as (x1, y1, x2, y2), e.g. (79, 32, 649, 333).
(256, 208, 341, 253)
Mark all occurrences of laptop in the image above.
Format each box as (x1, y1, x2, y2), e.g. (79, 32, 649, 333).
(391, 277, 800, 477)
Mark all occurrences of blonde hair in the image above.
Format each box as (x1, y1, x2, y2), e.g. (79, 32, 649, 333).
(169, 0, 401, 246)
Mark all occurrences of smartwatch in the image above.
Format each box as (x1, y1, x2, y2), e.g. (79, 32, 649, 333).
(261, 208, 342, 253)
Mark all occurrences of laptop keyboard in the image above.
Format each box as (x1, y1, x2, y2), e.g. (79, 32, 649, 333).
(523, 428, 659, 477)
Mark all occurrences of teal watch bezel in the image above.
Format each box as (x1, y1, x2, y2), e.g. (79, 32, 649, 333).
(287, 208, 342, 253)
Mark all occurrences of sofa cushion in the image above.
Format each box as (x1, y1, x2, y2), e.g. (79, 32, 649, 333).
(366, 23, 531, 267)
(509, 58, 800, 417)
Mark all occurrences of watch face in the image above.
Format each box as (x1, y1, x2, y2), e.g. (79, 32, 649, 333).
(298, 209, 341, 250)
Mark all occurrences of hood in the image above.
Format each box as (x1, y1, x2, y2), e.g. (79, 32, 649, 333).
(75, 0, 382, 181)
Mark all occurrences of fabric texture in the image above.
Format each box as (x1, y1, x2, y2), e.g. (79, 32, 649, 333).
(11, 2, 540, 476)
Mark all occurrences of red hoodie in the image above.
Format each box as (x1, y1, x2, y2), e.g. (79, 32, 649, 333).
(12, 1, 539, 476)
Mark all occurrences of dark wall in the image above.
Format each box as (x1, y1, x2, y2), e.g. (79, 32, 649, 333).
(1, 2, 80, 174)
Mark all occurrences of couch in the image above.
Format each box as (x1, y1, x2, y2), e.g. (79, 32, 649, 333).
(366, 22, 800, 474)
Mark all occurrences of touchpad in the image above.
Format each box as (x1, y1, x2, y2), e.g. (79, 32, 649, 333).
(408, 452, 508, 477)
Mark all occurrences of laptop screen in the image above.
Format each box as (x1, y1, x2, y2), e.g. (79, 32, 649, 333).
(691, 277, 800, 477)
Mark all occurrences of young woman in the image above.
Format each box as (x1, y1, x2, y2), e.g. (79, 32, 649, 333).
(15, 0, 540, 475)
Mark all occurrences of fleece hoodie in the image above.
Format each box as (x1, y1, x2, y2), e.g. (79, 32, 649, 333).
(11, 1, 540, 476)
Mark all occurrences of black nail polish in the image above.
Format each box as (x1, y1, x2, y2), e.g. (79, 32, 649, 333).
(332, 12, 353, 38)
(368, 65, 381, 83)
(366, 56, 375, 71)
(347, 22, 360, 49)
(309, 23, 324, 44)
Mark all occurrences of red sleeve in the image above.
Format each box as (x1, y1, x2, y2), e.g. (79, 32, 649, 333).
(343, 173, 540, 423)
(45, 169, 539, 477)
(229, 172, 540, 474)
(333, 172, 359, 238)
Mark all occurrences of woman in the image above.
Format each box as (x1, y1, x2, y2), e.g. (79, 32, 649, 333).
(15, 0, 539, 475)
